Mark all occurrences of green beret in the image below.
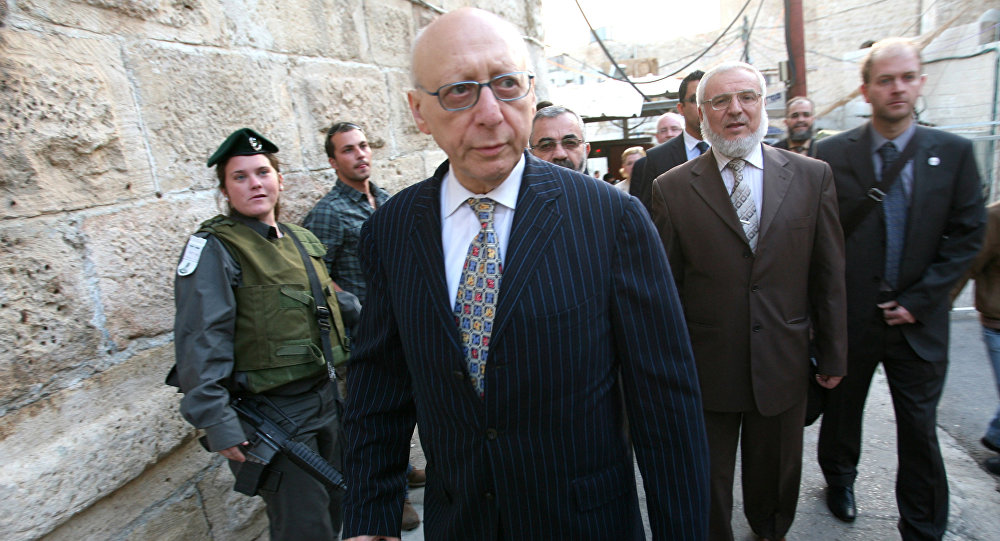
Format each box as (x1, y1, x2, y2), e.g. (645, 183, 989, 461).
(206, 128, 279, 167)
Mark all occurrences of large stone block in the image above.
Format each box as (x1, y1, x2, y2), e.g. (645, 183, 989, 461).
(280, 170, 332, 225)
(43, 439, 212, 541)
(376, 152, 436, 195)
(80, 195, 219, 349)
(125, 42, 302, 194)
(0, 218, 102, 413)
(198, 459, 269, 541)
(225, 0, 365, 60)
(365, 0, 415, 68)
(15, 0, 224, 45)
(0, 344, 188, 540)
(289, 60, 394, 171)
(0, 30, 153, 217)
(384, 70, 433, 156)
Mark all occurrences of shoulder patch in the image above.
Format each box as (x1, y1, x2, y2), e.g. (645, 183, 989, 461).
(177, 235, 208, 276)
(285, 223, 327, 257)
(197, 214, 233, 235)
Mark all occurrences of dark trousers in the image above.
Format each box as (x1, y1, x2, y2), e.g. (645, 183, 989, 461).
(230, 381, 343, 541)
(705, 398, 806, 541)
(818, 325, 948, 541)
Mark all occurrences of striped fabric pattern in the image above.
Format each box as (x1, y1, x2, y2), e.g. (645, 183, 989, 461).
(343, 152, 710, 540)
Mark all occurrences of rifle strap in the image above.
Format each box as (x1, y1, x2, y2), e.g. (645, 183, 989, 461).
(841, 130, 921, 239)
(281, 224, 342, 401)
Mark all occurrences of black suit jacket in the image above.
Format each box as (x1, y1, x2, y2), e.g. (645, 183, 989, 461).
(342, 153, 710, 540)
(815, 123, 985, 362)
(629, 134, 690, 212)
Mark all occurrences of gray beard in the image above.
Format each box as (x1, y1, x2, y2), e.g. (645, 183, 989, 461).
(789, 126, 813, 143)
(701, 109, 770, 158)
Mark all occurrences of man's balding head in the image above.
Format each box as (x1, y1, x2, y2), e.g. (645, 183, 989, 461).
(407, 8, 536, 193)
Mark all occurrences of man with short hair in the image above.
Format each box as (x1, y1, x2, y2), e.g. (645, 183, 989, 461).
(774, 96, 817, 156)
(341, 7, 709, 541)
(302, 123, 423, 532)
(631, 70, 709, 211)
(529, 105, 590, 173)
(654, 112, 684, 144)
(303, 123, 389, 300)
(816, 38, 985, 540)
(651, 61, 847, 541)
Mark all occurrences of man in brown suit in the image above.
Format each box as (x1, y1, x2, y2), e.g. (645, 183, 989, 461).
(651, 61, 847, 541)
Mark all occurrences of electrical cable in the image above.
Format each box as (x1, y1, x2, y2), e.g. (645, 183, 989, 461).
(631, 0, 754, 84)
(573, 0, 651, 101)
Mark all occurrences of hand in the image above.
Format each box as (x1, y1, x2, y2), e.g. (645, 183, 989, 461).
(218, 443, 249, 462)
(877, 300, 916, 326)
(344, 537, 402, 541)
(815, 374, 843, 389)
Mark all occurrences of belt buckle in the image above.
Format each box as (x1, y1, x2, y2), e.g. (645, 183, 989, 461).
(867, 187, 886, 202)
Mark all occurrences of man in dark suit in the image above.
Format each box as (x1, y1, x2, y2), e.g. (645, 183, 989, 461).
(341, 8, 710, 541)
(816, 38, 985, 540)
(630, 70, 708, 211)
(651, 61, 847, 541)
(772, 96, 817, 157)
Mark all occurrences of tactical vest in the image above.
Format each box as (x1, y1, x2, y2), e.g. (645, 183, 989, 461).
(198, 215, 349, 393)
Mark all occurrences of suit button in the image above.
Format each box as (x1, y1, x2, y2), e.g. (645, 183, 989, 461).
(452, 370, 466, 381)
(752, 325, 762, 332)
(484, 491, 495, 500)
(486, 428, 498, 440)
(751, 285, 760, 292)
(743, 251, 752, 259)
(872, 276, 881, 283)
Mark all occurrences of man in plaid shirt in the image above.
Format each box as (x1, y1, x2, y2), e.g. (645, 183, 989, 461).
(304, 122, 390, 304)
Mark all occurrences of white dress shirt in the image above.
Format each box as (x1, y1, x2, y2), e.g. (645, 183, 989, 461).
(441, 154, 524, 303)
(684, 130, 709, 161)
(712, 143, 765, 216)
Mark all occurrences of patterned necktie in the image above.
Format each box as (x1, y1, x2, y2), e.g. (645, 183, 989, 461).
(453, 198, 502, 397)
(696, 141, 709, 155)
(880, 142, 906, 288)
(728, 158, 759, 251)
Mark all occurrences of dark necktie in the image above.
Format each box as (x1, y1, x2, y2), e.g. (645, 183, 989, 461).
(453, 198, 502, 397)
(696, 141, 709, 155)
(880, 142, 906, 288)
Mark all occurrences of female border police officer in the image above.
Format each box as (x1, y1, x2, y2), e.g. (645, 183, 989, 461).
(169, 128, 351, 540)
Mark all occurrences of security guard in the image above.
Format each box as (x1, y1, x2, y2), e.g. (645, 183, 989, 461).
(170, 128, 352, 540)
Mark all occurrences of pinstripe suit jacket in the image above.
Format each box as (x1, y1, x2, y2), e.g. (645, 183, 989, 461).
(342, 153, 709, 540)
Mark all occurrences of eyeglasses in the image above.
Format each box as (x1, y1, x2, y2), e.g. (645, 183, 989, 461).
(531, 136, 584, 153)
(707, 90, 762, 110)
(420, 71, 534, 112)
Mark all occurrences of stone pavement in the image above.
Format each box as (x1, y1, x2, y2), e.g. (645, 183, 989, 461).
(400, 369, 1000, 540)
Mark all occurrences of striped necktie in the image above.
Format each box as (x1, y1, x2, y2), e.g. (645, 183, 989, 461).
(728, 158, 759, 252)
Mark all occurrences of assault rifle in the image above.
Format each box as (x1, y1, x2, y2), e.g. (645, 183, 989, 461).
(229, 396, 347, 495)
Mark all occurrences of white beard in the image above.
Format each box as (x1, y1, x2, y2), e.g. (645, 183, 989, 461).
(701, 108, 770, 158)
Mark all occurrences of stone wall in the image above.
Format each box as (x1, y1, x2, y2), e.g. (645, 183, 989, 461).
(0, 1, 542, 539)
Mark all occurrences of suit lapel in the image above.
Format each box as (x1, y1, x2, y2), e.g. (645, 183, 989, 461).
(846, 124, 876, 191)
(759, 146, 793, 241)
(409, 173, 463, 347)
(904, 126, 936, 257)
(689, 152, 746, 242)
(491, 155, 563, 341)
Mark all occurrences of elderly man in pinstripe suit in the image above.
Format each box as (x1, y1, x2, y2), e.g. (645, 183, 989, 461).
(341, 8, 709, 541)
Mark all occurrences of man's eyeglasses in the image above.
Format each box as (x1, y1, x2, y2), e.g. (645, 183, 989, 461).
(531, 136, 584, 153)
(707, 90, 762, 110)
(420, 71, 534, 112)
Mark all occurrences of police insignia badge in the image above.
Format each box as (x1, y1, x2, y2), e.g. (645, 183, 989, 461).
(177, 235, 208, 276)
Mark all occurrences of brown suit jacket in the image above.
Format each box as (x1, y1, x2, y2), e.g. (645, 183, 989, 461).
(651, 145, 847, 416)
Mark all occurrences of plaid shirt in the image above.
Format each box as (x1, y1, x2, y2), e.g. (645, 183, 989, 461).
(302, 179, 390, 304)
